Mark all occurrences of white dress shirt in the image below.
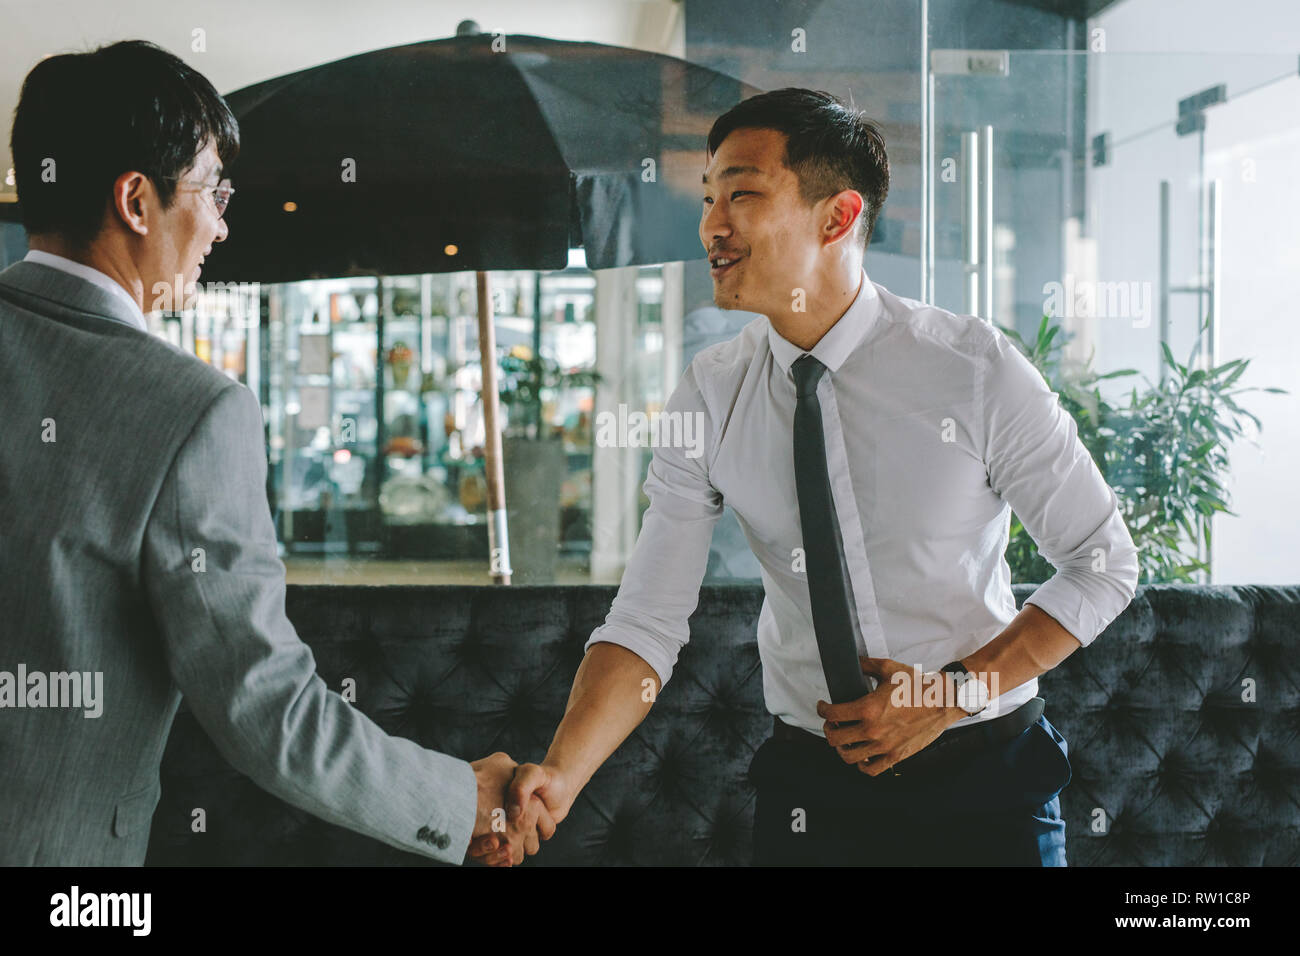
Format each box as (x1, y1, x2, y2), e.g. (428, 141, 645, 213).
(585, 268, 1140, 735)
(23, 249, 147, 332)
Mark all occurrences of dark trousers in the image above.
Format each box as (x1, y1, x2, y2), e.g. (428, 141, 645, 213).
(748, 714, 1072, 866)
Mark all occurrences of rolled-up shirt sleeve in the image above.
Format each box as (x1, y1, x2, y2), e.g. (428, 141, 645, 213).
(981, 329, 1140, 646)
(583, 358, 724, 686)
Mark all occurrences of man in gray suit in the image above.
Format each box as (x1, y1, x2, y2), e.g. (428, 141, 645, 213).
(0, 39, 546, 866)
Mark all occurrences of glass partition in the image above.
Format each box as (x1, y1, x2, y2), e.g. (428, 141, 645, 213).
(927, 50, 1300, 584)
(253, 264, 665, 584)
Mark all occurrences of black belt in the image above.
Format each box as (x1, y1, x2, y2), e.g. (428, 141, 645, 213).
(771, 697, 1045, 779)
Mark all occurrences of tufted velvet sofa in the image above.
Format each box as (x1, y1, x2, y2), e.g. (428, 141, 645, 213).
(145, 583, 1300, 866)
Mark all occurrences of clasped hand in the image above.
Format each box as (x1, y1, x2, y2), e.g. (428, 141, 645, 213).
(815, 656, 964, 775)
(468, 755, 573, 866)
(467, 658, 961, 863)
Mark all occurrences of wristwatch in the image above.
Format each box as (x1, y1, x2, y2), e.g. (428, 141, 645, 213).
(940, 661, 990, 716)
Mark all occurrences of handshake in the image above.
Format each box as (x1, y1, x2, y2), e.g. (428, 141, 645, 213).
(467, 753, 576, 866)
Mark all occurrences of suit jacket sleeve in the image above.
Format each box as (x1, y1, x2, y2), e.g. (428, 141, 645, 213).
(140, 382, 477, 863)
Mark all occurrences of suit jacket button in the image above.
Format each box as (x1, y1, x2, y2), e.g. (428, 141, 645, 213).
(417, 826, 431, 842)
(436, 833, 450, 849)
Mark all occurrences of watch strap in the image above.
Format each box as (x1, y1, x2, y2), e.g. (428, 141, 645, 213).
(941, 661, 971, 683)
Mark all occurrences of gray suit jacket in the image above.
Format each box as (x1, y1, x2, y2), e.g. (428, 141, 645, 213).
(0, 260, 476, 865)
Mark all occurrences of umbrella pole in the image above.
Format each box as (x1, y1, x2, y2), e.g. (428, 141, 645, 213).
(476, 271, 511, 584)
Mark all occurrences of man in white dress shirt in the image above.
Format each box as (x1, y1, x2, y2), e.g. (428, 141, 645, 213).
(474, 88, 1139, 866)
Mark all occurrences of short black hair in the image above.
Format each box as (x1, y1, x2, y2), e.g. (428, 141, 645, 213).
(10, 39, 239, 250)
(707, 88, 889, 251)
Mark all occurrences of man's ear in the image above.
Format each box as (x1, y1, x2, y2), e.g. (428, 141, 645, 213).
(821, 188, 864, 247)
(110, 170, 151, 237)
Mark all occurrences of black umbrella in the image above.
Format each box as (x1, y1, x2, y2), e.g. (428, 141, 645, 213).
(201, 31, 757, 584)
(206, 31, 758, 281)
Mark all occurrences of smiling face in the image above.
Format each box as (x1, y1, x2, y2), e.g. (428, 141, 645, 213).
(141, 140, 228, 308)
(700, 127, 830, 316)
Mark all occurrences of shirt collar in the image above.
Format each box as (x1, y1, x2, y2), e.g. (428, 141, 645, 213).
(23, 249, 147, 332)
(767, 268, 880, 377)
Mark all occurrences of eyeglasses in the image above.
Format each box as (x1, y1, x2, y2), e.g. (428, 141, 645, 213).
(207, 179, 235, 217)
(160, 175, 235, 218)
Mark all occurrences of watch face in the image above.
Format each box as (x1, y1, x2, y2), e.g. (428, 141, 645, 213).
(957, 678, 989, 713)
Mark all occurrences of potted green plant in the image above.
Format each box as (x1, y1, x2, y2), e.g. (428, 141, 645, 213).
(999, 314, 1287, 585)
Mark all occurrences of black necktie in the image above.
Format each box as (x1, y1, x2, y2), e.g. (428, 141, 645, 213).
(792, 354, 870, 704)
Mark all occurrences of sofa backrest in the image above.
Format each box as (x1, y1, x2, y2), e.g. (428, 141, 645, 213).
(146, 582, 1300, 866)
